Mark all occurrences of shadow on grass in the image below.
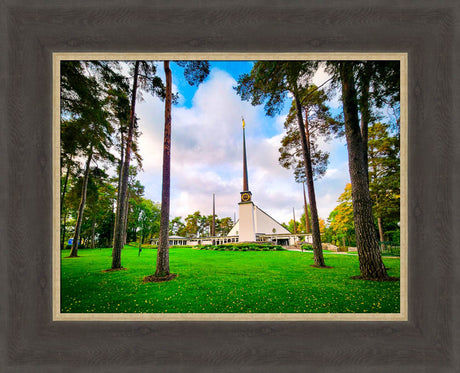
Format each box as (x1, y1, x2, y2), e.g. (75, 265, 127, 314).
(102, 267, 128, 273)
(143, 274, 178, 283)
(350, 275, 400, 282)
(310, 265, 334, 269)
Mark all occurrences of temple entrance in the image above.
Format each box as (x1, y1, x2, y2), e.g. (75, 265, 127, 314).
(276, 238, 290, 246)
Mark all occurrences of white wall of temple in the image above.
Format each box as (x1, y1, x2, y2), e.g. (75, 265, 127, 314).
(238, 201, 256, 242)
(253, 205, 291, 235)
(227, 220, 239, 236)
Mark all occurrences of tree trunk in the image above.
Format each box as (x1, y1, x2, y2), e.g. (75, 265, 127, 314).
(90, 218, 96, 249)
(108, 200, 114, 249)
(69, 150, 93, 257)
(121, 191, 129, 245)
(155, 61, 173, 278)
(112, 126, 125, 248)
(377, 217, 385, 250)
(339, 62, 388, 280)
(360, 66, 371, 184)
(294, 95, 325, 267)
(61, 210, 68, 250)
(302, 182, 311, 234)
(111, 60, 139, 269)
(60, 159, 72, 249)
(60, 157, 72, 216)
(292, 207, 297, 234)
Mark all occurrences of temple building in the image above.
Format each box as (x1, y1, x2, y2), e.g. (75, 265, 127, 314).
(226, 117, 311, 246)
(152, 118, 312, 247)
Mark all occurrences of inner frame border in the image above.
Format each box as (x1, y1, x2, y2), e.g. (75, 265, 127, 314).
(53, 52, 408, 322)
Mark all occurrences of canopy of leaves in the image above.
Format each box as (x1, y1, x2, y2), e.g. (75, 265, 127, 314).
(235, 61, 317, 116)
(279, 86, 342, 182)
(175, 61, 210, 86)
(368, 122, 400, 231)
(325, 183, 356, 246)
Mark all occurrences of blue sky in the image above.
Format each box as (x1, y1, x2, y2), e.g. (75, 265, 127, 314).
(135, 61, 350, 224)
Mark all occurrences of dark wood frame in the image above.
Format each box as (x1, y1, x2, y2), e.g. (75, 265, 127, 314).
(1, 0, 459, 371)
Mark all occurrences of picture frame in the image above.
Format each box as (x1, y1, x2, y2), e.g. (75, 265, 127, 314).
(2, 0, 459, 371)
(53, 51, 407, 322)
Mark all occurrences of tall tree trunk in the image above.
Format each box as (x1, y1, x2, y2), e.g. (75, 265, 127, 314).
(60, 159, 72, 249)
(90, 218, 96, 249)
(107, 200, 115, 249)
(69, 150, 93, 257)
(155, 60, 173, 278)
(359, 65, 371, 184)
(211, 193, 216, 236)
(111, 60, 139, 269)
(294, 95, 325, 267)
(377, 217, 384, 242)
(377, 216, 385, 250)
(61, 209, 68, 250)
(302, 182, 311, 234)
(112, 128, 125, 247)
(121, 191, 129, 245)
(60, 157, 72, 216)
(339, 62, 388, 280)
(292, 207, 297, 234)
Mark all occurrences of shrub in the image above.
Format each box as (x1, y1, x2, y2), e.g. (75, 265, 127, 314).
(301, 244, 313, 251)
(199, 243, 286, 252)
(140, 244, 158, 249)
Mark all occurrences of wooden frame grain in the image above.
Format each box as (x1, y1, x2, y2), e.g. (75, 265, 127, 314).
(1, 0, 459, 371)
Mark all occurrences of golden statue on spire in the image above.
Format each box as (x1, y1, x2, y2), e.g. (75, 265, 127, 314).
(242, 116, 246, 129)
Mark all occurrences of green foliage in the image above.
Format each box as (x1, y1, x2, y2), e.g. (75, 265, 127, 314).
(279, 87, 342, 183)
(175, 61, 210, 86)
(61, 247, 400, 313)
(326, 183, 356, 246)
(200, 243, 285, 252)
(368, 122, 400, 236)
(169, 212, 234, 238)
(301, 244, 313, 251)
(235, 61, 318, 116)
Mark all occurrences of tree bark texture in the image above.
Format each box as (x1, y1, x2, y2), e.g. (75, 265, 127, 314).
(155, 60, 172, 277)
(359, 67, 371, 184)
(377, 216, 385, 251)
(211, 193, 216, 236)
(60, 160, 72, 249)
(340, 62, 388, 280)
(60, 158, 72, 216)
(303, 181, 311, 234)
(60, 210, 68, 249)
(112, 127, 124, 248)
(69, 150, 92, 257)
(121, 191, 129, 245)
(292, 207, 297, 234)
(90, 218, 96, 249)
(111, 60, 139, 269)
(294, 94, 325, 267)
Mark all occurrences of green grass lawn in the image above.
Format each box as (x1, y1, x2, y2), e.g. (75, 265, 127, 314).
(60, 246, 400, 313)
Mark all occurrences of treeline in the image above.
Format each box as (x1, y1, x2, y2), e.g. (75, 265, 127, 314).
(169, 212, 233, 238)
(61, 165, 162, 249)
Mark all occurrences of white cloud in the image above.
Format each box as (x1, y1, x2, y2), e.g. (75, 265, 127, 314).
(312, 64, 341, 110)
(135, 65, 350, 225)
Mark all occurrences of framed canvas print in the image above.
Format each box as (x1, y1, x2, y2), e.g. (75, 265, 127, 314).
(53, 53, 407, 322)
(2, 1, 459, 372)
